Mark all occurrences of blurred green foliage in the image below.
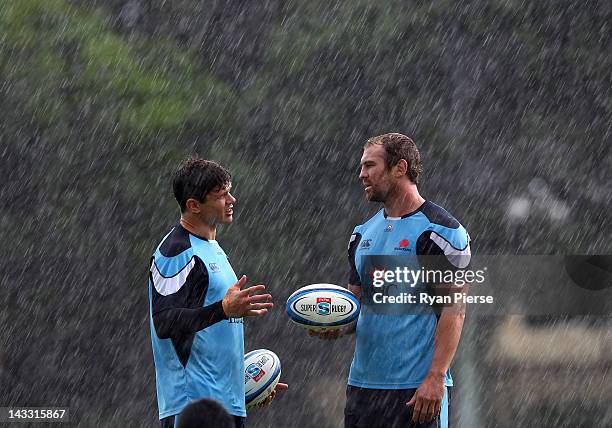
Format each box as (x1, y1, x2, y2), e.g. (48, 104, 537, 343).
(0, 0, 235, 133)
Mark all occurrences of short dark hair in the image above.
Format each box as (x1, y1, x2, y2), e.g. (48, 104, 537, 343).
(177, 398, 234, 428)
(365, 133, 422, 184)
(173, 157, 231, 212)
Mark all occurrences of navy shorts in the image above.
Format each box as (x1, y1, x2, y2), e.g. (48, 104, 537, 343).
(344, 385, 451, 428)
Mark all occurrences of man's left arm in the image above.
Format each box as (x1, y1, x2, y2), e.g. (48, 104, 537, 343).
(410, 226, 471, 423)
(428, 295, 466, 379)
(407, 285, 467, 424)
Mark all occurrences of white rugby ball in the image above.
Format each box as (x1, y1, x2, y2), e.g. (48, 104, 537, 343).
(286, 283, 360, 331)
(244, 349, 281, 410)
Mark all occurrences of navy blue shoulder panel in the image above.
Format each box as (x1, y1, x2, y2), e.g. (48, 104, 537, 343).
(159, 224, 192, 257)
(347, 232, 363, 286)
(421, 201, 460, 229)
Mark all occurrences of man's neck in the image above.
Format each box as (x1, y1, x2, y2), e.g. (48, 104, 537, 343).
(383, 182, 425, 218)
(180, 216, 216, 240)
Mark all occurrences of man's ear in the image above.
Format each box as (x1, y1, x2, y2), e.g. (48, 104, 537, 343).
(394, 159, 408, 177)
(185, 198, 201, 213)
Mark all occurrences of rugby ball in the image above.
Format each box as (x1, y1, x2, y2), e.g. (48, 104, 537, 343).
(286, 283, 360, 331)
(244, 349, 281, 410)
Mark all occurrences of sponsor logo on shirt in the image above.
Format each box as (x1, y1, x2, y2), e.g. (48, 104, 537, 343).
(394, 239, 411, 251)
(385, 224, 393, 232)
(209, 263, 221, 272)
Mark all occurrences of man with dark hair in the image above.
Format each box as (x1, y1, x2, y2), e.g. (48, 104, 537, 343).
(312, 133, 470, 428)
(177, 398, 234, 428)
(149, 157, 287, 428)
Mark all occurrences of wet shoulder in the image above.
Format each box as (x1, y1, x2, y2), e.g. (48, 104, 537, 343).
(158, 225, 192, 257)
(152, 225, 195, 277)
(420, 201, 461, 229)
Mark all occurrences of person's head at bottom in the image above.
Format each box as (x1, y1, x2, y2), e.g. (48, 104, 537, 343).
(177, 398, 235, 428)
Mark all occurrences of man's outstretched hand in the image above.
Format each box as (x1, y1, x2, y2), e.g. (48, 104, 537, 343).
(222, 275, 273, 318)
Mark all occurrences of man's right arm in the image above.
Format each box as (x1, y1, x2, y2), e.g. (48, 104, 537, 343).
(342, 230, 363, 335)
(153, 304, 226, 339)
(348, 284, 361, 301)
(151, 257, 272, 340)
(342, 284, 361, 335)
(151, 255, 226, 339)
(310, 231, 362, 340)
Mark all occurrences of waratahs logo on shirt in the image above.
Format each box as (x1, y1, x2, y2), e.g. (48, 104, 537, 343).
(246, 363, 266, 382)
(394, 239, 411, 251)
(316, 297, 331, 315)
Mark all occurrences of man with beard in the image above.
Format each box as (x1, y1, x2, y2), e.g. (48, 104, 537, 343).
(313, 133, 470, 428)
